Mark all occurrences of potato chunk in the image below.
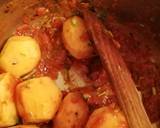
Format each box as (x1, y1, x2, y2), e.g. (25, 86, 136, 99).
(54, 92, 89, 128)
(0, 73, 18, 127)
(0, 36, 41, 77)
(85, 106, 128, 128)
(16, 77, 62, 123)
(9, 125, 39, 128)
(62, 16, 93, 59)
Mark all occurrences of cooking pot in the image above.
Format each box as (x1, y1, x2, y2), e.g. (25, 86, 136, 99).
(0, 0, 160, 127)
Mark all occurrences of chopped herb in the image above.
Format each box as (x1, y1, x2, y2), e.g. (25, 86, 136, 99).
(89, 5, 95, 12)
(20, 53, 26, 56)
(79, 0, 85, 3)
(15, 116, 19, 123)
(1, 101, 7, 105)
(88, 41, 93, 46)
(24, 84, 30, 89)
(11, 61, 17, 65)
(71, 10, 82, 17)
(71, 18, 77, 27)
(83, 94, 91, 100)
(24, 81, 30, 89)
(152, 87, 157, 95)
(97, 9, 107, 21)
(139, 23, 145, 28)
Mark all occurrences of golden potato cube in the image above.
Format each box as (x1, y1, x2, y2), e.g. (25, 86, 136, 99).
(16, 77, 62, 123)
(0, 36, 41, 77)
(62, 16, 93, 59)
(85, 106, 128, 128)
(54, 92, 89, 128)
(0, 73, 18, 127)
(9, 125, 39, 128)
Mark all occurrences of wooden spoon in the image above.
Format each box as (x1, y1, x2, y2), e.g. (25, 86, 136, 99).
(83, 10, 152, 128)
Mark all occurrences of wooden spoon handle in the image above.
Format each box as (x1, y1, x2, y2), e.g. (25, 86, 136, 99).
(84, 11, 152, 128)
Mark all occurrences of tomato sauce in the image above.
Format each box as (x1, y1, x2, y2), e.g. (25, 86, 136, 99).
(33, 29, 67, 79)
(11, 0, 160, 124)
(105, 15, 160, 122)
(71, 60, 118, 110)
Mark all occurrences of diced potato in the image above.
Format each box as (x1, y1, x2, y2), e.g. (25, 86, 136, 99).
(85, 106, 128, 128)
(53, 92, 89, 128)
(0, 36, 41, 77)
(16, 77, 62, 123)
(62, 16, 93, 59)
(9, 125, 39, 128)
(0, 73, 18, 127)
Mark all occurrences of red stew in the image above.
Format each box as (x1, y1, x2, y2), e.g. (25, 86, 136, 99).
(13, 0, 160, 123)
